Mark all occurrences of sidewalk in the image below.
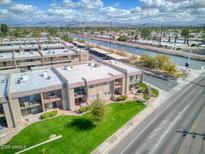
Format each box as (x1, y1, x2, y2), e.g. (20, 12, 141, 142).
(92, 69, 205, 154)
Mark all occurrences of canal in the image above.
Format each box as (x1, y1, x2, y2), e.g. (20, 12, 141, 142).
(74, 35, 205, 70)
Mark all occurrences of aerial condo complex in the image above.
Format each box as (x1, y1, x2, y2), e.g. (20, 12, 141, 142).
(0, 0, 205, 154)
(0, 38, 89, 70)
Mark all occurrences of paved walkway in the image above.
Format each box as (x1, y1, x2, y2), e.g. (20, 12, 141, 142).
(92, 69, 205, 154)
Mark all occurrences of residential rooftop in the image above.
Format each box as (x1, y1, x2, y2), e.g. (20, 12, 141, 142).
(40, 49, 76, 57)
(90, 48, 110, 54)
(106, 60, 141, 75)
(14, 51, 41, 59)
(0, 45, 20, 52)
(0, 52, 13, 61)
(55, 62, 124, 87)
(11, 69, 63, 95)
(40, 43, 65, 49)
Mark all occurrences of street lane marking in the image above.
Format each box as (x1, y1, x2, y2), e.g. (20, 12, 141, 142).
(150, 88, 203, 153)
(120, 78, 203, 154)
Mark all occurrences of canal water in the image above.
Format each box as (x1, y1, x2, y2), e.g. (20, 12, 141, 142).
(74, 35, 205, 70)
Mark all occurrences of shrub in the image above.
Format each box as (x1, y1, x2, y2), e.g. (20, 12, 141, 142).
(137, 87, 144, 93)
(91, 99, 104, 124)
(137, 82, 147, 91)
(140, 54, 157, 69)
(143, 93, 150, 100)
(190, 43, 196, 47)
(40, 110, 58, 120)
(151, 88, 159, 97)
(143, 86, 151, 100)
(116, 95, 128, 101)
(78, 106, 92, 113)
(176, 48, 181, 50)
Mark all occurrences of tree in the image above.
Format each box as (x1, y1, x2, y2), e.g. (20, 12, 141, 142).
(140, 28, 151, 40)
(48, 28, 58, 36)
(202, 33, 205, 43)
(174, 30, 178, 43)
(32, 30, 40, 38)
(181, 29, 190, 44)
(62, 34, 73, 42)
(156, 55, 170, 70)
(117, 35, 128, 42)
(0, 24, 9, 35)
(140, 54, 157, 69)
(91, 99, 104, 124)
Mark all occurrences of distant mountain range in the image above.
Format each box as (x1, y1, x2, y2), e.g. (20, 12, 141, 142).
(9, 21, 205, 27)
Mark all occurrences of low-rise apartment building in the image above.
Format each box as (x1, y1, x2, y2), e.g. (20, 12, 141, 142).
(0, 37, 61, 46)
(0, 60, 143, 128)
(0, 43, 89, 70)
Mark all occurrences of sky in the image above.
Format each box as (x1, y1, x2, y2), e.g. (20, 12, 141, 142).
(0, 0, 205, 26)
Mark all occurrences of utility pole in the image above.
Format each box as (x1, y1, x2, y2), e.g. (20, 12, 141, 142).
(159, 24, 163, 46)
(188, 48, 192, 67)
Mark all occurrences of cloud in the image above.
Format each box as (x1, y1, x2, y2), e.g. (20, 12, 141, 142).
(0, 0, 204, 25)
(0, 0, 12, 5)
(10, 4, 37, 14)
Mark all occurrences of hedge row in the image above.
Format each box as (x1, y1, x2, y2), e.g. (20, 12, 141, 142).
(40, 110, 58, 120)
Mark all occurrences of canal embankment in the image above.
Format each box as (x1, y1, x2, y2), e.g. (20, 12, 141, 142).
(78, 35, 205, 62)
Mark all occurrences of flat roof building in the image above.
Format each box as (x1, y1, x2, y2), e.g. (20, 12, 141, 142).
(90, 48, 127, 61)
(0, 60, 143, 129)
(0, 43, 89, 71)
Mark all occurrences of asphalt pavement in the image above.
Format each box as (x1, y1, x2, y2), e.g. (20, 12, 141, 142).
(108, 73, 205, 154)
(143, 74, 177, 91)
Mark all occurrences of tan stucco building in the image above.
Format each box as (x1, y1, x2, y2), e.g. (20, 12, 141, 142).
(0, 60, 143, 128)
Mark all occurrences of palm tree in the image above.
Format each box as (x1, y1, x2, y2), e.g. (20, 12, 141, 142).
(181, 29, 190, 44)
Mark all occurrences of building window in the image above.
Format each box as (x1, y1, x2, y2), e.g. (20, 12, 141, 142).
(19, 94, 42, 116)
(90, 95, 97, 100)
(104, 92, 111, 96)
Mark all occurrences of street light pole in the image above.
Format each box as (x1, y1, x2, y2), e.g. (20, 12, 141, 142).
(188, 48, 192, 68)
(109, 21, 112, 52)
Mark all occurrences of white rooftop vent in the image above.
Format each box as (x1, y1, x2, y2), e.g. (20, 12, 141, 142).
(42, 71, 48, 78)
(94, 63, 100, 67)
(22, 74, 28, 81)
(65, 66, 73, 70)
(88, 63, 94, 67)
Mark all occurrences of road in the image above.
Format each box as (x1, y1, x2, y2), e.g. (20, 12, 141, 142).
(143, 74, 177, 91)
(108, 73, 205, 154)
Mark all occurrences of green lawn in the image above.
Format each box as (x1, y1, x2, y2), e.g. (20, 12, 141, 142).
(1, 101, 145, 154)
